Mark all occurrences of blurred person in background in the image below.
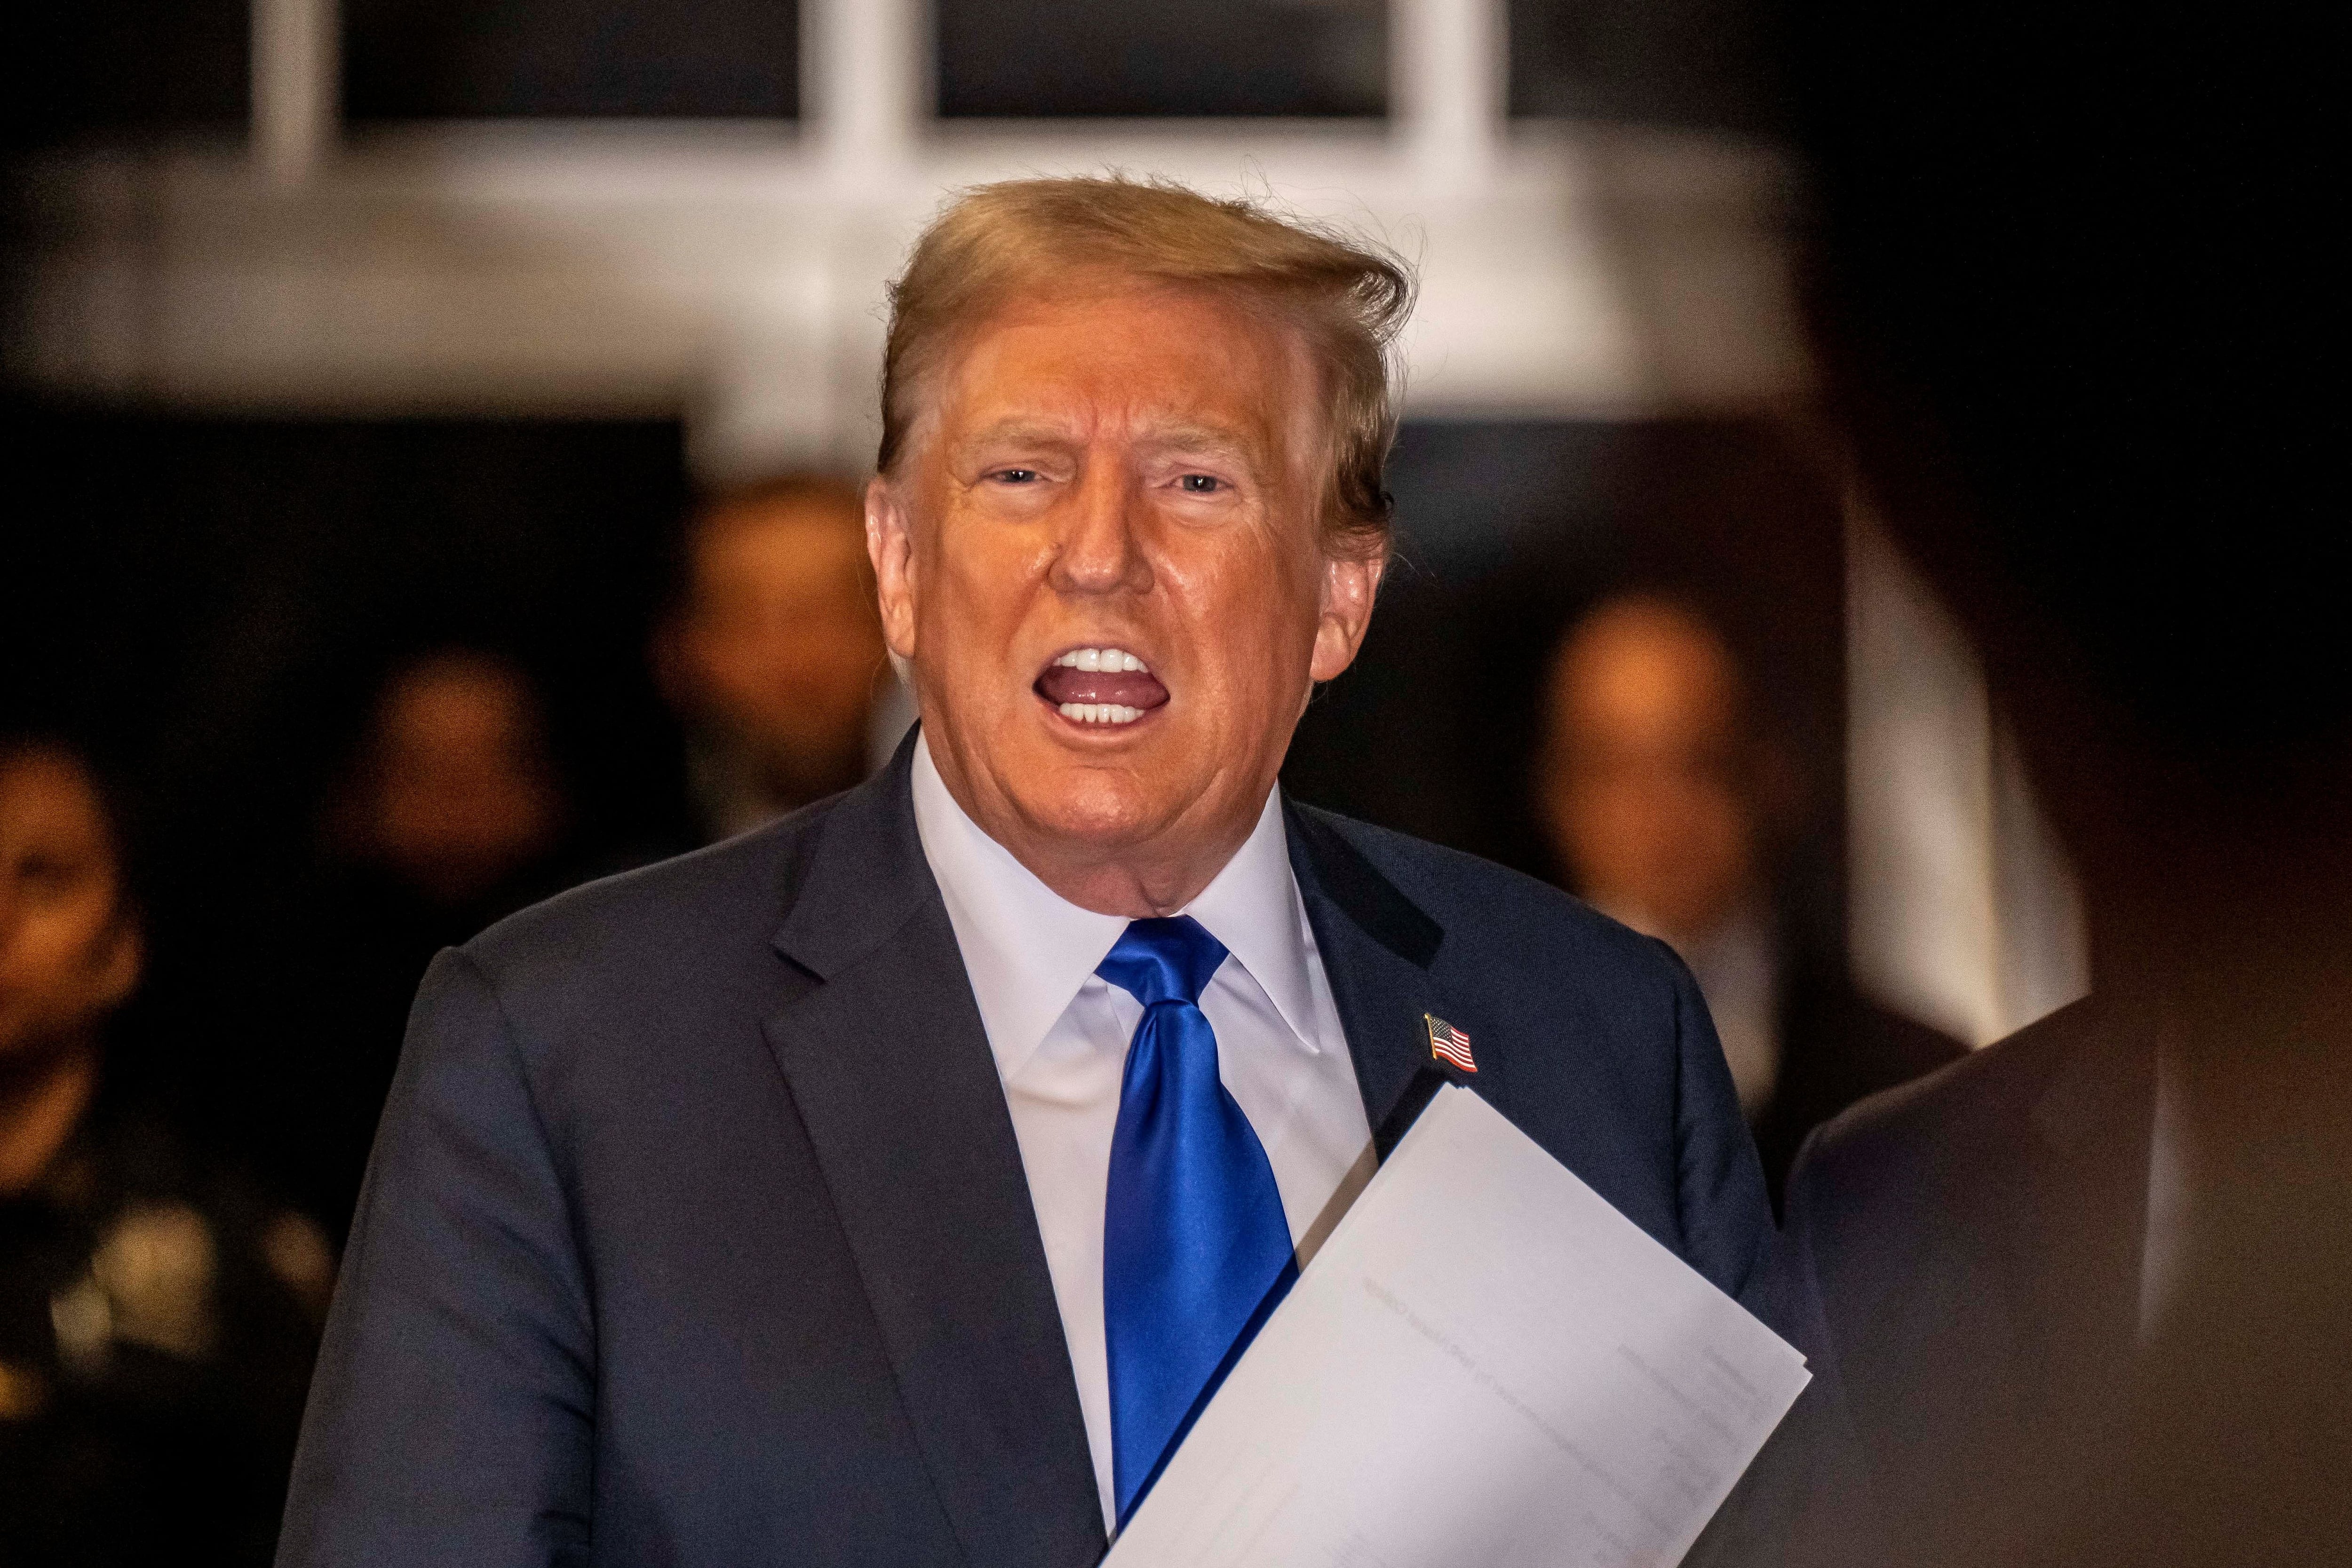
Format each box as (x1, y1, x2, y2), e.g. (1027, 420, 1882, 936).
(1536, 594, 1960, 1205)
(324, 648, 565, 913)
(656, 474, 897, 842)
(265, 648, 569, 1241)
(1725, 1, 2344, 1564)
(0, 730, 326, 1568)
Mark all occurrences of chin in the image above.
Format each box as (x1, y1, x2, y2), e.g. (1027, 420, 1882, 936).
(1014, 763, 1174, 852)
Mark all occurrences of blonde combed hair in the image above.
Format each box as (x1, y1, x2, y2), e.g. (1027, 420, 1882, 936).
(876, 175, 1416, 560)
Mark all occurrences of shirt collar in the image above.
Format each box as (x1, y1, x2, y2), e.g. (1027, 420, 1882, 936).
(911, 735, 1127, 1081)
(908, 733, 1323, 1078)
(1181, 786, 1328, 1063)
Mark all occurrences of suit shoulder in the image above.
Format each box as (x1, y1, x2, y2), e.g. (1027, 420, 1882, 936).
(1791, 996, 2101, 1206)
(1291, 804, 1675, 980)
(458, 797, 838, 1006)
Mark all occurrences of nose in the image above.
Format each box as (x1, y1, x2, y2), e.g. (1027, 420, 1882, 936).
(1046, 459, 1153, 598)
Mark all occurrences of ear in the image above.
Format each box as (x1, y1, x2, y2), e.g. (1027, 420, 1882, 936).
(1309, 545, 1386, 683)
(866, 474, 920, 665)
(95, 917, 143, 1013)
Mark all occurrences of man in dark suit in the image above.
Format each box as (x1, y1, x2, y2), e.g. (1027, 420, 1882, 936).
(1720, 2, 2346, 1563)
(1758, 997, 2154, 1565)
(277, 176, 1772, 1566)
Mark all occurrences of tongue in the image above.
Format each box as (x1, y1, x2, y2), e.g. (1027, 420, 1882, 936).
(1037, 664, 1169, 710)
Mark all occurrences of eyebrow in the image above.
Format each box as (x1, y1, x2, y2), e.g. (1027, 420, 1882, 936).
(951, 419, 1083, 458)
(1144, 423, 1255, 457)
(1135, 423, 1277, 483)
(948, 418, 1270, 475)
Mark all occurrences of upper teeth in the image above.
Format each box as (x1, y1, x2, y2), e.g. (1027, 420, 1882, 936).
(1054, 648, 1148, 673)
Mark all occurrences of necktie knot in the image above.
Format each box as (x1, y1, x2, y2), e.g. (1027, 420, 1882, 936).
(1097, 915, 1229, 1009)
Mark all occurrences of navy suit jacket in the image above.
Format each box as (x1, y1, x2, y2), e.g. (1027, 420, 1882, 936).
(278, 737, 1771, 1567)
(1712, 997, 2152, 1568)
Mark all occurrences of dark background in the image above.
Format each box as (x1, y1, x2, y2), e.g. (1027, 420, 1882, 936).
(9, 0, 1788, 141)
(2, 412, 694, 1109)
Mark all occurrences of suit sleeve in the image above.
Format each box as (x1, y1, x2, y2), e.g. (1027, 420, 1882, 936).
(1683, 1131, 1873, 1568)
(1769, 1128, 1896, 1568)
(277, 947, 595, 1568)
(1656, 938, 1775, 1301)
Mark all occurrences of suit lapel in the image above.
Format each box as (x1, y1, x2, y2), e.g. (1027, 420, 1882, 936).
(765, 743, 1105, 1568)
(1283, 802, 1461, 1154)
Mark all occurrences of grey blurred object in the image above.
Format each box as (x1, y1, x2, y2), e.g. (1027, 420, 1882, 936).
(1727, 0, 2348, 1562)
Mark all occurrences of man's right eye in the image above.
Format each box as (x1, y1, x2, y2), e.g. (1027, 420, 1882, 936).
(991, 468, 1040, 484)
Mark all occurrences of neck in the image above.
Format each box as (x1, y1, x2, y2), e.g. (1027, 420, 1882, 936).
(919, 733, 1273, 920)
(0, 1037, 102, 1198)
(1013, 820, 1259, 919)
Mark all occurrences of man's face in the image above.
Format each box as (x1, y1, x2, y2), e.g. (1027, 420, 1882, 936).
(870, 280, 1382, 908)
(366, 657, 559, 906)
(1538, 602, 1757, 944)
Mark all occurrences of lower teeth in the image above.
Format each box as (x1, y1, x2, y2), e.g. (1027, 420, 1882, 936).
(1058, 702, 1139, 724)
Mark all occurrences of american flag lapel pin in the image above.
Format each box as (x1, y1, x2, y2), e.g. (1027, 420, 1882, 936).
(1424, 1013, 1477, 1073)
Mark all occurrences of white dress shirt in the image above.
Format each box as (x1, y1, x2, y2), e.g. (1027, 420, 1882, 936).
(909, 735, 1374, 1531)
(1678, 908, 1781, 1119)
(1596, 897, 1781, 1120)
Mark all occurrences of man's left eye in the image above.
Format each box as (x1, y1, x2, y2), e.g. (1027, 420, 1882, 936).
(1177, 474, 1223, 493)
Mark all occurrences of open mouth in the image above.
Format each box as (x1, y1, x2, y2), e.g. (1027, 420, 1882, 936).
(1033, 647, 1171, 727)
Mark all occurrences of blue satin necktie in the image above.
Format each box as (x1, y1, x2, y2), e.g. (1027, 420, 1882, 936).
(1098, 916, 1297, 1527)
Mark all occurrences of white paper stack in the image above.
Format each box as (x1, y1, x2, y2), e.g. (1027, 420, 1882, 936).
(1106, 1085, 1809, 1568)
